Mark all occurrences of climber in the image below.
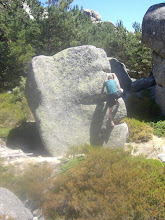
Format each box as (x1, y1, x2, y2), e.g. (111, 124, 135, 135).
(104, 73, 123, 126)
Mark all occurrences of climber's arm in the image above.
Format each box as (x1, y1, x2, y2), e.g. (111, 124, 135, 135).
(104, 73, 109, 83)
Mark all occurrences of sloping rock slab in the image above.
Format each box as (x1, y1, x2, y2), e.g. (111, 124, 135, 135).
(26, 45, 127, 156)
(0, 187, 33, 220)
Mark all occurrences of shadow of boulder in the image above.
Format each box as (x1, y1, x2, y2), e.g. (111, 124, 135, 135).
(6, 122, 50, 156)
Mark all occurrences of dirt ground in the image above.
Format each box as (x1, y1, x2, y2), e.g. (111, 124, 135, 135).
(124, 135, 165, 160)
(0, 135, 165, 171)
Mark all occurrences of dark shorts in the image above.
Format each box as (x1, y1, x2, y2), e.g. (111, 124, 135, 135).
(107, 90, 123, 107)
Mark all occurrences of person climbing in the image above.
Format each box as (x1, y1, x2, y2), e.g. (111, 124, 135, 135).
(104, 73, 123, 127)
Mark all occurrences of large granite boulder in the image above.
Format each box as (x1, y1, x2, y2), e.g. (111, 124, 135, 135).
(153, 51, 165, 87)
(142, 3, 165, 58)
(108, 58, 132, 91)
(26, 45, 127, 156)
(0, 187, 33, 220)
(142, 3, 165, 115)
(155, 84, 165, 115)
(104, 123, 128, 148)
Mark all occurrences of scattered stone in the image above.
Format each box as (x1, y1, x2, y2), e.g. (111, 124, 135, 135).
(158, 153, 165, 162)
(162, 145, 165, 151)
(0, 187, 33, 220)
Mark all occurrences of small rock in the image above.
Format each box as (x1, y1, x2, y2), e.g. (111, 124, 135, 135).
(158, 153, 165, 162)
(162, 145, 165, 152)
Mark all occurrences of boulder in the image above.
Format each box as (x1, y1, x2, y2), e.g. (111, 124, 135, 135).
(153, 51, 165, 87)
(104, 123, 128, 148)
(108, 57, 132, 91)
(155, 84, 165, 115)
(90, 99, 127, 146)
(158, 153, 165, 162)
(83, 9, 102, 22)
(0, 187, 33, 220)
(26, 45, 127, 156)
(131, 75, 155, 92)
(142, 3, 165, 58)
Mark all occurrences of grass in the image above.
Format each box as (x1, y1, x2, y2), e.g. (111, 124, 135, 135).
(149, 120, 165, 137)
(0, 91, 33, 138)
(0, 93, 25, 137)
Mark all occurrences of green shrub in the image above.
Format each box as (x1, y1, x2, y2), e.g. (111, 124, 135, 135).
(149, 120, 165, 137)
(0, 148, 164, 220)
(126, 94, 161, 120)
(42, 148, 165, 220)
(12, 76, 26, 103)
(0, 93, 26, 137)
(122, 117, 153, 142)
(60, 156, 85, 174)
(0, 160, 54, 208)
(12, 77, 33, 121)
(65, 143, 100, 158)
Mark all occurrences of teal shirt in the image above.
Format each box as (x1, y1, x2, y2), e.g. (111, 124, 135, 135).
(105, 79, 117, 94)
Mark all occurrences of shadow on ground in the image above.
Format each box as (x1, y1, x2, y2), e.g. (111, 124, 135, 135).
(6, 122, 50, 156)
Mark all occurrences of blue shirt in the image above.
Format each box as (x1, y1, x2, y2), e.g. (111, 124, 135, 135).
(105, 79, 117, 94)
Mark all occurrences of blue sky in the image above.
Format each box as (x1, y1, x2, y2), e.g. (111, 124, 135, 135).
(41, 0, 163, 31)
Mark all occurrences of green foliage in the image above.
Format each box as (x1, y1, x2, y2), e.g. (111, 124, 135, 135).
(149, 120, 165, 137)
(65, 143, 99, 157)
(0, 160, 54, 208)
(12, 76, 26, 103)
(122, 117, 153, 142)
(126, 93, 161, 121)
(14, 163, 54, 207)
(42, 148, 165, 219)
(60, 156, 85, 174)
(0, 93, 26, 137)
(0, 0, 152, 88)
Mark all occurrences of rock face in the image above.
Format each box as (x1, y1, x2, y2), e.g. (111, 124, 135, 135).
(155, 84, 165, 115)
(83, 9, 102, 23)
(0, 187, 33, 220)
(131, 75, 155, 92)
(109, 58, 132, 91)
(142, 3, 165, 115)
(142, 3, 165, 58)
(104, 123, 128, 148)
(26, 45, 127, 156)
(152, 51, 165, 87)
